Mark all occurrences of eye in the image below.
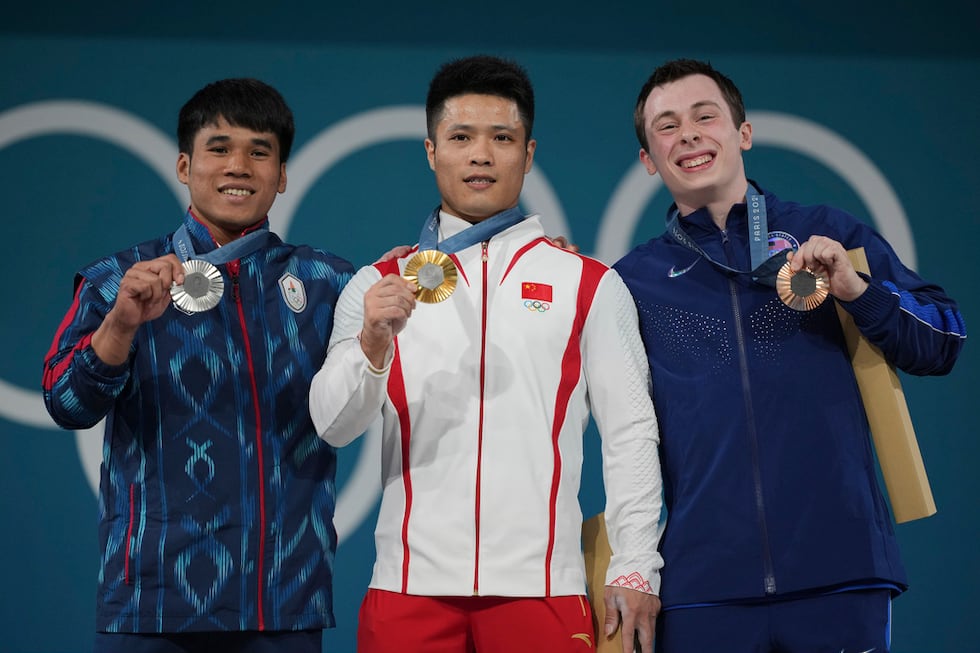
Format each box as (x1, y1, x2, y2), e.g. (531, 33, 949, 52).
(209, 146, 229, 154)
(494, 134, 514, 142)
(657, 123, 678, 132)
(251, 149, 271, 158)
(448, 133, 469, 142)
(697, 113, 715, 122)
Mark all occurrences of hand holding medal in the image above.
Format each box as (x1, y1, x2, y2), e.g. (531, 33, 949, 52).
(779, 236, 868, 311)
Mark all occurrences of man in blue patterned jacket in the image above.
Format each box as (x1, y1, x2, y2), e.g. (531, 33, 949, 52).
(42, 78, 353, 653)
(615, 59, 966, 653)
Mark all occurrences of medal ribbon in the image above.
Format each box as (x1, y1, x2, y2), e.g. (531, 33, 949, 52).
(173, 217, 275, 265)
(417, 205, 526, 254)
(666, 182, 788, 287)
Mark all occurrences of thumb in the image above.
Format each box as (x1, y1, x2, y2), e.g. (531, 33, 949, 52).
(603, 595, 620, 636)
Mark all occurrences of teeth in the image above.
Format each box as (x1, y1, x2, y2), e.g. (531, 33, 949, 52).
(682, 155, 712, 168)
(222, 188, 253, 196)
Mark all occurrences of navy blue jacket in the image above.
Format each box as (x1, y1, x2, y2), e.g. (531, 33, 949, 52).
(43, 212, 354, 633)
(614, 184, 965, 608)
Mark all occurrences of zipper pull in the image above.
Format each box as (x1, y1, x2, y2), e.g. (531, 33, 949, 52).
(228, 260, 241, 302)
(482, 241, 489, 263)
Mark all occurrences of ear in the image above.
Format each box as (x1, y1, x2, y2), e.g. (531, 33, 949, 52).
(278, 162, 287, 194)
(639, 148, 658, 176)
(523, 139, 537, 174)
(739, 121, 753, 152)
(424, 138, 436, 171)
(176, 152, 190, 185)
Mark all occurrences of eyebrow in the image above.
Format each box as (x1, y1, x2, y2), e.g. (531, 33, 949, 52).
(651, 100, 723, 124)
(444, 122, 519, 133)
(204, 134, 275, 149)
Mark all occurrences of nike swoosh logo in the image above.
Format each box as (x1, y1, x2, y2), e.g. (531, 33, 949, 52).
(839, 648, 876, 653)
(668, 258, 700, 278)
(571, 633, 593, 646)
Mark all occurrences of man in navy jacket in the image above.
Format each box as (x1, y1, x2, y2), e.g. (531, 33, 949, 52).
(614, 58, 966, 653)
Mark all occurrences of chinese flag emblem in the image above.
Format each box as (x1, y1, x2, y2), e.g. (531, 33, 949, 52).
(522, 282, 553, 302)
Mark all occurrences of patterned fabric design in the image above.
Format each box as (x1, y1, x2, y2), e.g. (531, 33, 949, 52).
(42, 213, 353, 633)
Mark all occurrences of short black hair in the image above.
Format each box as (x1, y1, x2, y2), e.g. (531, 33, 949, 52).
(177, 78, 295, 162)
(633, 59, 746, 151)
(425, 55, 535, 142)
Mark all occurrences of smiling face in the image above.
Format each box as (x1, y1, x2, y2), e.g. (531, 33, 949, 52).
(176, 116, 287, 244)
(639, 74, 752, 218)
(425, 93, 536, 223)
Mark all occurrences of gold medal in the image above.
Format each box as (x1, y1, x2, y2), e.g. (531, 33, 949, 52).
(776, 261, 829, 311)
(403, 250, 458, 304)
(171, 259, 224, 313)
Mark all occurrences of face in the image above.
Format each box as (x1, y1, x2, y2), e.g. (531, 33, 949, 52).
(425, 94, 536, 223)
(639, 74, 752, 214)
(176, 116, 287, 244)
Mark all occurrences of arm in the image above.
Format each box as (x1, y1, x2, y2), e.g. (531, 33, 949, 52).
(42, 254, 185, 428)
(309, 266, 417, 446)
(583, 269, 665, 653)
(789, 230, 966, 376)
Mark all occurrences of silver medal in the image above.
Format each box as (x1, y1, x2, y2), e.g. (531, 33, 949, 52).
(171, 259, 224, 313)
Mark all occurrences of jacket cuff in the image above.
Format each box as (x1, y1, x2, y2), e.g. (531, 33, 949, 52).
(837, 274, 895, 328)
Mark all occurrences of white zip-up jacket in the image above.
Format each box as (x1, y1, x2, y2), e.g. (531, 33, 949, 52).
(310, 213, 664, 598)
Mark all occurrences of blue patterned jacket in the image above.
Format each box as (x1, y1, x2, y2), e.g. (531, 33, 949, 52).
(42, 211, 354, 633)
(614, 183, 966, 609)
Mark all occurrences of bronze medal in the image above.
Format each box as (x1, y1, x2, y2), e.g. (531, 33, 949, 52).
(776, 261, 829, 311)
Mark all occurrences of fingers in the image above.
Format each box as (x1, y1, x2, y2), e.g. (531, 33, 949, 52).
(549, 235, 580, 253)
(605, 587, 659, 653)
(360, 275, 418, 366)
(788, 236, 867, 301)
(364, 275, 417, 326)
(789, 235, 848, 276)
(603, 593, 621, 638)
(113, 254, 186, 326)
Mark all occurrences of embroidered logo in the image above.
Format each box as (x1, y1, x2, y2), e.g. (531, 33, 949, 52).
(278, 273, 307, 313)
(522, 282, 552, 312)
(668, 258, 700, 278)
(768, 230, 800, 257)
(571, 633, 594, 646)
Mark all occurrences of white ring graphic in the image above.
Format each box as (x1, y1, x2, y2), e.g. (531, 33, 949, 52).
(0, 100, 184, 495)
(596, 111, 916, 268)
(0, 101, 568, 544)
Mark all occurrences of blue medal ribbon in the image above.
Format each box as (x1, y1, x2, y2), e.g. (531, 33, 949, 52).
(665, 182, 788, 287)
(172, 216, 274, 265)
(417, 205, 526, 254)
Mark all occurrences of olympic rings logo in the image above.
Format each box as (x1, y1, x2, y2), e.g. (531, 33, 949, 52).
(0, 101, 915, 545)
(524, 300, 550, 312)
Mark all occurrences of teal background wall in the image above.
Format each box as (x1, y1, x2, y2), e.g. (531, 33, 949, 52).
(2, 3, 977, 652)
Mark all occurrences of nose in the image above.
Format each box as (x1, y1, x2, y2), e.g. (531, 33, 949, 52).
(226, 150, 251, 176)
(681, 128, 701, 144)
(469, 136, 493, 166)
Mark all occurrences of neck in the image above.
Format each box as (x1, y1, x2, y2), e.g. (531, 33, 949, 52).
(676, 180, 751, 231)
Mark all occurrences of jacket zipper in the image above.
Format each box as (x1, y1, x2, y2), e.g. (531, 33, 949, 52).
(229, 260, 268, 629)
(473, 240, 490, 595)
(722, 229, 777, 595)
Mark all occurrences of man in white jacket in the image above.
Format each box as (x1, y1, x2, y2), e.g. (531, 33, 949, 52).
(309, 55, 664, 653)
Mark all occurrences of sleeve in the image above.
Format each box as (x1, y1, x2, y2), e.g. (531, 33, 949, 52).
(309, 264, 392, 447)
(835, 219, 966, 376)
(582, 268, 665, 595)
(41, 276, 132, 429)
